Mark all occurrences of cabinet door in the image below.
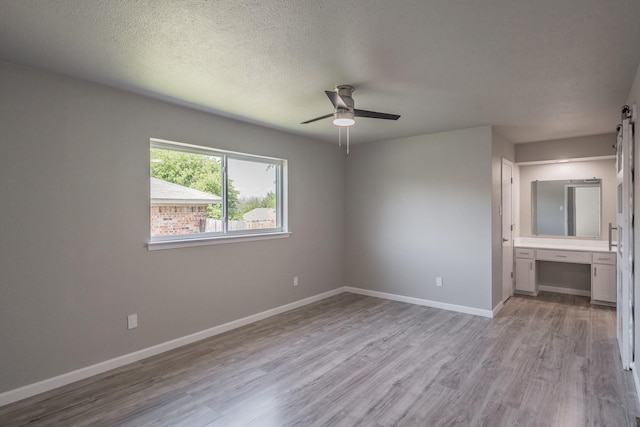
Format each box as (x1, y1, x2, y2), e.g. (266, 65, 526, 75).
(592, 263, 616, 303)
(515, 258, 535, 293)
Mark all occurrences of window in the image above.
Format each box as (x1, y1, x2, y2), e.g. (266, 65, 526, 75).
(149, 139, 287, 247)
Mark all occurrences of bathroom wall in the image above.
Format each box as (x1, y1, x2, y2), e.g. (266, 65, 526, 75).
(516, 133, 616, 163)
(519, 159, 616, 239)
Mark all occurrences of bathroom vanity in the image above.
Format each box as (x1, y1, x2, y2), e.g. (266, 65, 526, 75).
(513, 238, 616, 306)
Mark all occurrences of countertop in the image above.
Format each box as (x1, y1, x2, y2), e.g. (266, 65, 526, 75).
(513, 237, 615, 253)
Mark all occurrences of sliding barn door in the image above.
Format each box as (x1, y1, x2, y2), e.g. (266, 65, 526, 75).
(617, 105, 634, 370)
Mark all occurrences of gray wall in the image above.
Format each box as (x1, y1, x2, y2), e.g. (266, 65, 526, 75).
(0, 61, 346, 393)
(519, 159, 616, 238)
(345, 126, 495, 311)
(516, 133, 617, 163)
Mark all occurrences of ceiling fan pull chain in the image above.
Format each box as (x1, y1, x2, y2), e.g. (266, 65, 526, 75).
(338, 127, 342, 148)
(347, 127, 350, 154)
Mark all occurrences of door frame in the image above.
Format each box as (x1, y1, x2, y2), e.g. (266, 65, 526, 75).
(502, 158, 514, 302)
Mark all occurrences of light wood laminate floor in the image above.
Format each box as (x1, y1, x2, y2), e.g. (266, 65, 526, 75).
(1, 292, 639, 426)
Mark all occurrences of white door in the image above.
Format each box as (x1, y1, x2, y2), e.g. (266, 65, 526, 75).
(502, 159, 514, 302)
(616, 105, 634, 370)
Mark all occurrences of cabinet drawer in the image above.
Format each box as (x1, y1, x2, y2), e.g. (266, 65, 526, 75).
(592, 252, 616, 265)
(536, 249, 591, 264)
(515, 248, 535, 259)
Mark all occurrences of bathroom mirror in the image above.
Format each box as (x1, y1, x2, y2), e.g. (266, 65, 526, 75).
(532, 179, 601, 237)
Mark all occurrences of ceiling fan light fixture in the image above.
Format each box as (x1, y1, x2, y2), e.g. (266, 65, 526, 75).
(333, 110, 355, 127)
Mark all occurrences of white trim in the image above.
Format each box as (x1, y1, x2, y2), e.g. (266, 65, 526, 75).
(147, 232, 291, 251)
(501, 158, 515, 304)
(150, 199, 221, 205)
(344, 287, 495, 318)
(538, 284, 591, 297)
(0, 287, 345, 407)
(151, 138, 285, 162)
(516, 155, 615, 166)
(149, 138, 289, 251)
(631, 362, 640, 408)
(0, 286, 496, 407)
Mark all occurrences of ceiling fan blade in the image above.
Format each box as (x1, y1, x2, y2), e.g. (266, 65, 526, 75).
(325, 91, 349, 109)
(354, 109, 400, 120)
(300, 113, 333, 124)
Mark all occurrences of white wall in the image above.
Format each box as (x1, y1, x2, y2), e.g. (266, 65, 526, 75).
(0, 60, 346, 393)
(345, 126, 495, 311)
(518, 159, 616, 239)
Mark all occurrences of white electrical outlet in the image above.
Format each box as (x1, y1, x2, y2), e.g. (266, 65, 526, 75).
(127, 314, 138, 330)
(293, 276, 299, 287)
(436, 277, 443, 287)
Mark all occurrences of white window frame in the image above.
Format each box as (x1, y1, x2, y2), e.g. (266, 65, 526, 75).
(148, 138, 289, 250)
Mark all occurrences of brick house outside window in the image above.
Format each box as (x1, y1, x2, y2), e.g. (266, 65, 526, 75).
(150, 177, 221, 237)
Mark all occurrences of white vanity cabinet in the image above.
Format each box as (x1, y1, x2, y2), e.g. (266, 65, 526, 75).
(514, 248, 537, 295)
(591, 252, 616, 305)
(512, 241, 616, 305)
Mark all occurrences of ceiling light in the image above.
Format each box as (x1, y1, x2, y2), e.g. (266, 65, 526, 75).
(333, 110, 355, 127)
(557, 159, 570, 163)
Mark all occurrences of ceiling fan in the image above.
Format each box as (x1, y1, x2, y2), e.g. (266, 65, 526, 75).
(301, 85, 400, 127)
(301, 85, 400, 153)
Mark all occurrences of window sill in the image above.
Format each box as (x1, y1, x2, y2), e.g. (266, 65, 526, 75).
(147, 232, 291, 251)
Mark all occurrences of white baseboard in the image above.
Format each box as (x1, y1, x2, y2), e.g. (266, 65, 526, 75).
(538, 285, 591, 297)
(0, 287, 347, 407)
(1, 285, 495, 407)
(344, 287, 495, 318)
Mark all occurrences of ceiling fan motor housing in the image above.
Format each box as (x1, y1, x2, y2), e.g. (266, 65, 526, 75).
(336, 85, 355, 112)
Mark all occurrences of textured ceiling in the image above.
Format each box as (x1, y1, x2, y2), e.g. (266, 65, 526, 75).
(1, 0, 639, 144)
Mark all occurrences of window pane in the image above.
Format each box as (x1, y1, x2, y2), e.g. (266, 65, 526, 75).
(149, 139, 286, 244)
(150, 148, 223, 237)
(618, 183, 623, 214)
(617, 139, 622, 173)
(228, 158, 279, 232)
